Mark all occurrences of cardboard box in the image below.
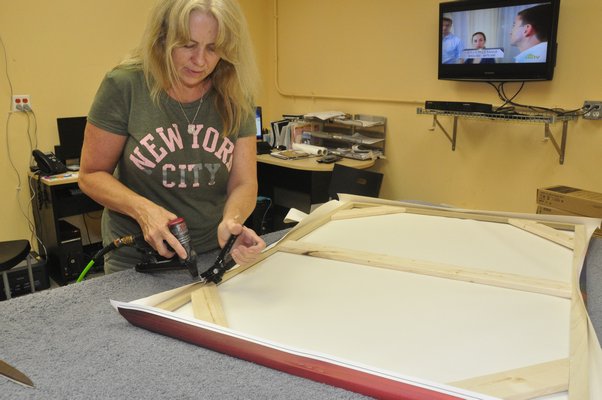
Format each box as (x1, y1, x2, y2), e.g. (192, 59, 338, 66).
(537, 185, 602, 218)
(536, 205, 583, 217)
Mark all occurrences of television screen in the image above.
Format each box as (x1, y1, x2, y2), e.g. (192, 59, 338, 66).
(439, 0, 560, 81)
(255, 106, 263, 140)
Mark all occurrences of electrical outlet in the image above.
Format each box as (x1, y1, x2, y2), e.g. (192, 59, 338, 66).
(12, 95, 31, 112)
(583, 100, 602, 120)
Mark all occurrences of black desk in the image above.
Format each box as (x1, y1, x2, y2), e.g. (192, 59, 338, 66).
(28, 172, 103, 284)
(256, 154, 375, 231)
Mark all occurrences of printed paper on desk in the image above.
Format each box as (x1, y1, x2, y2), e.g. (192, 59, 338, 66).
(269, 150, 309, 160)
(351, 133, 384, 145)
(304, 111, 345, 120)
(41, 172, 78, 183)
(332, 118, 383, 128)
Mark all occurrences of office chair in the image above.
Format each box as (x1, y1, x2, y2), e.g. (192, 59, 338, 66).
(328, 164, 383, 201)
(0, 240, 35, 300)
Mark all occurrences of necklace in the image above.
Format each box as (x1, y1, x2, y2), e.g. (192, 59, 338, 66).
(176, 96, 204, 134)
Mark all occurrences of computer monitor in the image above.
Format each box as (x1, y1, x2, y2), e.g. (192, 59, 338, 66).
(255, 106, 263, 140)
(55, 116, 86, 165)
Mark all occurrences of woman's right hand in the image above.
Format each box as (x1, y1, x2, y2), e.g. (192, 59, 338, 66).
(134, 201, 187, 260)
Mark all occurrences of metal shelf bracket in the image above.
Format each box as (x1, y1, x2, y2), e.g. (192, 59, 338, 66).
(417, 107, 575, 165)
(543, 120, 569, 165)
(428, 114, 457, 150)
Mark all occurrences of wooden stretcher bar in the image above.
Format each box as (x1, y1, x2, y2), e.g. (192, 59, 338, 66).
(508, 218, 574, 249)
(190, 283, 227, 326)
(277, 240, 571, 298)
(449, 358, 569, 400)
(567, 225, 589, 398)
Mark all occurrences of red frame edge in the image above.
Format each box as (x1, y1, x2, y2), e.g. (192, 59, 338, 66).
(118, 307, 464, 400)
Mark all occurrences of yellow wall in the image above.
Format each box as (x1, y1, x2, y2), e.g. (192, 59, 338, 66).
(268, 0, 602, 213)
(1, 0, 601, 244)
(0, 0, 270, 243)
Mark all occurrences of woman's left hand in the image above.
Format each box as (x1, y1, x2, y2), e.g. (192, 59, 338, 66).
(218, 220, 266, 266)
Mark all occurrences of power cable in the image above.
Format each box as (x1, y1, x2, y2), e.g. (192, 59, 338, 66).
(486, 81, 587, 118)
(1, 33, 46, 255)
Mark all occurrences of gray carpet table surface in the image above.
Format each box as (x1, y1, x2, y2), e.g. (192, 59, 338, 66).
(2, 230, 601, 400)
(0, 231, 369, 400)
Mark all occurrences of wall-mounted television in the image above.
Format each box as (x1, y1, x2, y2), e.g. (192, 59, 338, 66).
(438, 0, 560, 82)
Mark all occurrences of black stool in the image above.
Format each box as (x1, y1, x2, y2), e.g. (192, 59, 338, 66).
(0, 240, 35, 300)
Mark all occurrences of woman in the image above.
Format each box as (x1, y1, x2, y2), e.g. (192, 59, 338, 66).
(464, 32, 495, 64)
(78, 0, 266, 273)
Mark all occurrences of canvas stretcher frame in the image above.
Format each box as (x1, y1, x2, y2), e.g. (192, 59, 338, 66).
(112, 196, 602, 399)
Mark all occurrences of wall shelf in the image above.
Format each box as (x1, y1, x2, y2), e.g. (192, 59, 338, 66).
(416, 108, 577, 165)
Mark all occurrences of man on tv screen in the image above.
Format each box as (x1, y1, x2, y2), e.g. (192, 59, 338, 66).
(510, 3, 551, 63)
(441, 17, 464, 64)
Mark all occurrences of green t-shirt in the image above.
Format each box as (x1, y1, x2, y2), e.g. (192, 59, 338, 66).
(88, 67, 255, 268)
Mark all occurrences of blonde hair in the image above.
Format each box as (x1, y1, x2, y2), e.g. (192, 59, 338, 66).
(120, 0, 259, 137)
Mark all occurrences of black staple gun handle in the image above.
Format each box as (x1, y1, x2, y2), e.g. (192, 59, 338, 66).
(200, 234, 238, 284)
